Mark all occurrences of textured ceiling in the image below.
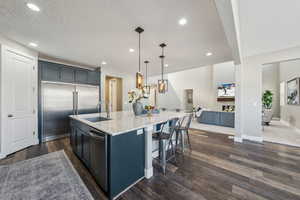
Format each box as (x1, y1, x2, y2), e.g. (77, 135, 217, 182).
(0, 0, 233, 75)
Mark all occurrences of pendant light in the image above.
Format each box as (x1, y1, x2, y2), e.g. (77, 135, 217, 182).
(143, 60, 151, 94)
(135, 27, 144, 89)
(158, 43, 168, 93)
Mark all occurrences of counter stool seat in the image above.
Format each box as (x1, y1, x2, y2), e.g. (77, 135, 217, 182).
(152, 118, 179, 174)
(175, 114, 193, 153)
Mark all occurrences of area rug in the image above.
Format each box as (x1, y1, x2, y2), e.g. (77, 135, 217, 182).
(0, 150, 94, 200)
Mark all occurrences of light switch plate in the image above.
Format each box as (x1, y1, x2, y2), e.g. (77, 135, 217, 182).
(137, 129, 143, 135)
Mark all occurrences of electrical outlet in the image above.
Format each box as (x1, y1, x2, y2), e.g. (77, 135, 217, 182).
(137, 129, 143, 135)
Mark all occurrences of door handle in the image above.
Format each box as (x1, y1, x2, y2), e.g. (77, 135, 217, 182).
(89, 130, 106, 140)
(8, 114, 13, 118)
(72, 92, 76, 115)
(76, 91, 79, 115)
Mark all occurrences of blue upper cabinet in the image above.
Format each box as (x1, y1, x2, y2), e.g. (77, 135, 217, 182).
(61, 67, 75, 83)
(39, 60, 100, 85)
(75, 69, 89, 84)
(40, 61, 61, 82)
(88, 71, 100, 85)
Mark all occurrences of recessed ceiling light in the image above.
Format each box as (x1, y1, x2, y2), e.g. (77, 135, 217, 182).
(26, 3, 40, 12)
(206, 52, 213, 57)
(164, 64, 169, 67)
(101, 61, 107, 65)
(178, 18, 187, 26)
(129, 48, 135, 52)
(29, 42, 38, 47)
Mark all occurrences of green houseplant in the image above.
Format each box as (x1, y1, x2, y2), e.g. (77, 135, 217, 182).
(262, 90, 273, 109)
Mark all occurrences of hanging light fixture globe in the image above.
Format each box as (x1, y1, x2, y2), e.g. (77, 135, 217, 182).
(135, 27, 144, 89)
(158, 43, 168, 93)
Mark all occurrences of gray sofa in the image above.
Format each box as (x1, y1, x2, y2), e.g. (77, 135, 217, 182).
(197, 111, 235, 128)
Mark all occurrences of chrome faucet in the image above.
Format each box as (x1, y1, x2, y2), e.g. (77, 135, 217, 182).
(98, 101, 111, 119)
(96, 101, 101, 113)
(106, 102, 111, 119)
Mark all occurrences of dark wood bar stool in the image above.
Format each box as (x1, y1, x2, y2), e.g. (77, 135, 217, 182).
(152, 118, 179, 174)
(175, 114, 193, 153)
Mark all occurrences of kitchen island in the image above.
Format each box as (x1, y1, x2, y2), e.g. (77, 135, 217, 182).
(69, 111, 188, 200)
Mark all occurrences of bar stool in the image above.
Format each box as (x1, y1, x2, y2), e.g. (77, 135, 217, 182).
(152, 118, 179, 174)
(175, 114, 193, 153)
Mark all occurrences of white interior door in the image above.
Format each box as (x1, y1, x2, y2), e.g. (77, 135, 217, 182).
(2, 49, 36, 155)
(109, 79, 117, 112)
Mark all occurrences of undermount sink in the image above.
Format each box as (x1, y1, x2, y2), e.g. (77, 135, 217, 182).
(84, 116, 111, 123)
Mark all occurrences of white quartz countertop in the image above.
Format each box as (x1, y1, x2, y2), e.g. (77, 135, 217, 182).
(69, 111, 189, 136)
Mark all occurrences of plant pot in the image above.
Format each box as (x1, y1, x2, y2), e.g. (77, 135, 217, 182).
(262, 108, 273, 125)
(132, 101, 143, 116)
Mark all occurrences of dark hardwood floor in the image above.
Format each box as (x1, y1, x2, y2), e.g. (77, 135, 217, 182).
(1, 129, 300, 200)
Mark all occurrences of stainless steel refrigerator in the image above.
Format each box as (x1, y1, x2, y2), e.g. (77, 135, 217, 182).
(41, 81, 100, 142)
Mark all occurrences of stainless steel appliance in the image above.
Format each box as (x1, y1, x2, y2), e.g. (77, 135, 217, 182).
(41, 81, 100, 142)
(70, 119, 107, 192)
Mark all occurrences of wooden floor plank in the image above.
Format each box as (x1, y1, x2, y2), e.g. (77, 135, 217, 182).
(1, 130, 300, 200)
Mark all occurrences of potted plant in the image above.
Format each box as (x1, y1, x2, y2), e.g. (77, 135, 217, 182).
(128, 88, 148, 116)
(262, 90, 273, 125)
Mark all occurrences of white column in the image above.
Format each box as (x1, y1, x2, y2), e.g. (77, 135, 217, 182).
(234, 64, 243, 142)
(144, 125, 154, 179)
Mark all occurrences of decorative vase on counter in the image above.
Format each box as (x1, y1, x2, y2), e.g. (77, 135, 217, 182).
(132, 101, 143, 116)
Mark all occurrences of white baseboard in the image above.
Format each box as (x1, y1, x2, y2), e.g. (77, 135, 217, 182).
(272, 117, 280, 121)
(242, 135, 263, 143)
(234, 137, 243, 143)
(33, 138, 39, 145)
(144, 168, 153, 179)
(234, 135, 263, 143)
(0, 153, 7, 159)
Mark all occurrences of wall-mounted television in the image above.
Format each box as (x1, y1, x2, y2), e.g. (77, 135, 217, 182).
(217, 83, 235, 101)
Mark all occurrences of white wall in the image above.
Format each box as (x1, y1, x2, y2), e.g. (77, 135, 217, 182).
(148, 61, 235, 111)
(149, 66, 213, 110)
(279, 59, 300, 130)
(262, 63, 280, 118)
(237, 46, 300, 142)
(231, 0, 300, 142)
(101, 67, 135, 112)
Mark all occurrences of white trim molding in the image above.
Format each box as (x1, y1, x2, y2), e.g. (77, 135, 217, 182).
(234, 135, 264, 143)
(242, 135, 263, 143)
(0, 153, 6, 159)
(234, 136, 243, 143)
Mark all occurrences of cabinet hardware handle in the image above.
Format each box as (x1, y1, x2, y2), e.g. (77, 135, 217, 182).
(89, 130, 106, 140)
(8, 114, 13, 118)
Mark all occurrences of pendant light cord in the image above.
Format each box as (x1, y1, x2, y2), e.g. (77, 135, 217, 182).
(161, 47, 164, 80)
(139, 33, 141, 72)
(146, 62, 148, 85)
(161, 57, 163, 80)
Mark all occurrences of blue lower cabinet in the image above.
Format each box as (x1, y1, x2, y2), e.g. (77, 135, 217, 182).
(70, 120, 145, 200)
(108, 130, 145, 199)
(219, 112, 235, 128)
